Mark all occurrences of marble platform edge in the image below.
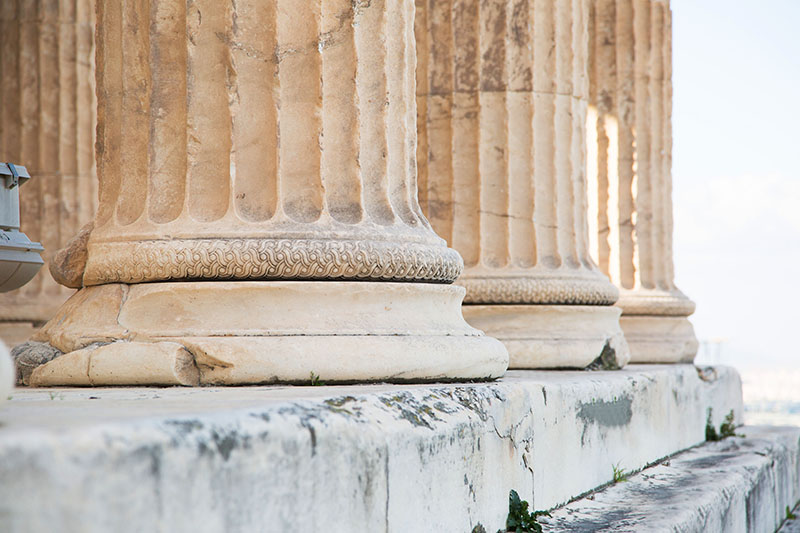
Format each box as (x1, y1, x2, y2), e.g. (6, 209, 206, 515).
(545, 425, 800, 533)
(0, 365, 742, 533)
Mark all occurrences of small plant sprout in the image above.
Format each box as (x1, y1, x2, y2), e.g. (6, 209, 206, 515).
(612, 463, 628, 483)
(309, 372, 326, 386)
(705, 408, 720, 442)
(706, 408, 743, 441)
(506, 489, 550, 533)
(786, 505, 797, 521)
(719, 410, 744, 438)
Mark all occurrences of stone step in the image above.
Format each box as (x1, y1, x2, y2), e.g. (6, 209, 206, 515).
(544, 426, 800, 533)
(0, 365, 741, 533)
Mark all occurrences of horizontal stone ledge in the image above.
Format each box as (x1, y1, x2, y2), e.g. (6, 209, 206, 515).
(0, 365, 741, 533)
(545, 425, 800, 533)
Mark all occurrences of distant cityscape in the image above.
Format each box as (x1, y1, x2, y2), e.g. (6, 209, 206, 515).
(693, 339, 800, 427)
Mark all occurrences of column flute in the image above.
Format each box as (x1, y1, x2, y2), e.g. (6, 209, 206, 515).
(587, 0, 697, 362)
(15, 0, 508, 386)
(416, 0, 630, 368)
(0, 0, 97, 347)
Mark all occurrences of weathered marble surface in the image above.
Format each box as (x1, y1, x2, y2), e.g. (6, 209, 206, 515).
(0, 0, 97, 337)
(618, 315, 697, 363)
(586, 0, 698, 362)
(415, 0, 628, 369)
(545, 425, 800, 533)
(24, 0, 508, 385)
(0, 365, 741, 532)
(87, 0, 459, 287)
(463, 305, 629, 369)
(22, 281, 508, 385)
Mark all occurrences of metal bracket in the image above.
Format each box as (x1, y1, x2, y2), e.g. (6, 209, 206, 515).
(5, 163, 19, 189)
(1, 162, 29, 190)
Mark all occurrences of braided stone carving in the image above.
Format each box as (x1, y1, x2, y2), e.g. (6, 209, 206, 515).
(83, 238, 464, 285)
(616, 291, 697, 317)
(460, 275, 620, 306)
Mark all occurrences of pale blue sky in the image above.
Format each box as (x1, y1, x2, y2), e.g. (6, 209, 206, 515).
(671, 1, 800, 367)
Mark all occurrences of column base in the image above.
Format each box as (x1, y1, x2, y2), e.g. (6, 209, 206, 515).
(16, 281, 509, 386)
(617, 288, 696, 316)
(462, 305, 630, 369)
(620, 315, 699, 364)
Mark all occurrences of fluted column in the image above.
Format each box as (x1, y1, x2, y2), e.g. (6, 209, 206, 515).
(587, 0, 697, 362)
(18, 0, 508, 386)
(0, 0, 97, 347)
(416, 0, 629, 369)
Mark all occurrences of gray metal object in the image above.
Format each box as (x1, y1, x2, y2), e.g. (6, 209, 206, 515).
(0, 163, 44, 293)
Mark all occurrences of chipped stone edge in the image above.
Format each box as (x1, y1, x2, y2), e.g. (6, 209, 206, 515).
(543, 425, 800, 533)
(0, 365, 743, 531)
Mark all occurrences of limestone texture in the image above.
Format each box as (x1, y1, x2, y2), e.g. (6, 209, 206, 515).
(463, 305, 629, 369)
(27, 281, 508, 385)
(0, 365, 741, 532)
(619, 315, 697, 363)
(415, 0, 628, 369)
(587, 0, 697, 362)
(48, 221, 92, 289)
(545, 425, 800, 532)
(25, 0, 510, 385)
(0, 0, 97, 344)
(87, 0, 459, 286)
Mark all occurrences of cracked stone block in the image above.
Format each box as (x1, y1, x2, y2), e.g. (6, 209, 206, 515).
(0, 365, 742, 532)
(545, 426, 800, 532)
(29, 342, 199, 387)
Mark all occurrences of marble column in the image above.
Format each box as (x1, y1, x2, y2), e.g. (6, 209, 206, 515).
(587, 0, 697, 362)
(0, 0, 98, 347)
(415, 0, 629, 368)
(18, 0, 508, 386)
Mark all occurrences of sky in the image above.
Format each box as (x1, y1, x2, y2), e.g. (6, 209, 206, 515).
(671, 1, 800, 367)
